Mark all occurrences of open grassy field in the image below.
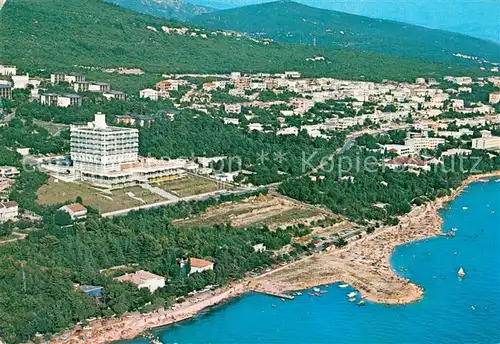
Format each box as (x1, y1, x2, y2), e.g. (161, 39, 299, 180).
(36, 178, 165, 213)
(154, 175, 220, 198)
(174, 194, 334, 229)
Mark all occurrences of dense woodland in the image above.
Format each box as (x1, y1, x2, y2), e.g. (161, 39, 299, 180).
(0, 189, 305, 343)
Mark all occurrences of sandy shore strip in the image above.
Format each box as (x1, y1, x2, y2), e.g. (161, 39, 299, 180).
(53, 171, 500, 344)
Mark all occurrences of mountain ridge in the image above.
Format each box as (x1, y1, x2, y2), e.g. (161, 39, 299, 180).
(192, 1, 500, 67)
(105, 0, 215, 21)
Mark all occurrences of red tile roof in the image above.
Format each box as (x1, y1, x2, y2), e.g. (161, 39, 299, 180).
(387, 156, 427, 167)
(66, 203, 87, 212)
(190, 258, 214, 268)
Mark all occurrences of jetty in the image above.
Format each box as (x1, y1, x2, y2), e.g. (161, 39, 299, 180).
(253, 290, 295, 300)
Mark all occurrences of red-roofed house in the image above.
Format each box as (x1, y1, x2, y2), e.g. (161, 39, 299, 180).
(180, 258, 214, 275)
(59, 203, 87, 220)
(113, 270, 165, 293)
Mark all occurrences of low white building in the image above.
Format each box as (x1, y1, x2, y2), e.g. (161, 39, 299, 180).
(114, 270, 166, 293)
(383, 144, 415, 156)
(0, 201, 18, 222)
(253, 243, 266, 252)
(11, 74, 30, 89)
(139, 88, 159, 101)
(441, 148, 472, 157)
(224, 103, 242, 114)
(0, 166, 20, 178)
(0, 65, 17, 76)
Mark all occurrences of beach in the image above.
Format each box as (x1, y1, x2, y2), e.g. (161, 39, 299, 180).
(54, 171, 500, 344)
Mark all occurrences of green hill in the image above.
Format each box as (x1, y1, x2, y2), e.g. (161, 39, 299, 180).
(105, 0, 214, 21)
(192, 0, 500, 67)
(0, 0, 489, 82)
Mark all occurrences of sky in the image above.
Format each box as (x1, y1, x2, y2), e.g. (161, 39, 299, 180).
(189, 0, 500, 42)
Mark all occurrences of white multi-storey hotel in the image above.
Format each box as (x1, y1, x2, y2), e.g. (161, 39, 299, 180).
(63, 113, 186, 187)
(71, 113, 138, 173)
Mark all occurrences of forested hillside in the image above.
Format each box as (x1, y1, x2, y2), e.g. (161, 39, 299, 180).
(192, 1, 500, 67)
(0, 0, 487, 82)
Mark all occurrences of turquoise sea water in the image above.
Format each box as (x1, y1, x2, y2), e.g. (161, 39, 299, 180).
(126, 180, 500, 344)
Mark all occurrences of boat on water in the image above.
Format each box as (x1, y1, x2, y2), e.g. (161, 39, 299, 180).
(338, 284, 349, 288)
(349, 297, 356, 302)
(358, 300, 365, 306)
(462, 206, 468, 210)
(347, 291, 357, 298)
(308, 292, 315, 296)
(319, 290, 328, 294)
(313, 287, 321, 293)
(296, 292, 302, 296)
(452, 227, 458, 232)
(458, 267, 466, 277)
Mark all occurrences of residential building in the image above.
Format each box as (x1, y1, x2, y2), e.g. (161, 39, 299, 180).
(156, 80, 179, 92)
(253, 243, 266, 252)
(115, 114, 154, 127)
(284, 71, 301, 79)
(404, 137, 445, 150)
(0, 166, 20, 178)
(51, 73, 85, 84)
(0, 82, 12, 100)
(57, 94, 82, 107)
(59, 203, 87, 220)
(0, 201, 18, 222)
(88, 82, 110, 93)
(103, 90, 126, 101)
(276, 127, 299, 136)
(248, 123, 264, 131)
(229, 88, 245, 97)
(224, 103, 241, 114)
(73, 81, 89, 92)
(139, 88, 159, 101)
(0, 65, 16, 76)
(40, 93, 81, 107)
(223, 118, 239, 125)
(291, 98, 315, 114)
(471, 136, 500, 151)
(114, 270, 165, 293)
(489, 92, 500, 104)
(197, 156, 225, 168)
(180, 258, 214, 275)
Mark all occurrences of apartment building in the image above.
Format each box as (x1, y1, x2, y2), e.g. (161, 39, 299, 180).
(471, 136, 500, 151)
(51, 73, 85, 84)
(139, 88, 159, 101)
(0, 65, 17, 76)
(404, 137, 445, 150)
(0, 82, 12, 100)
(224, 103, 241, 114)
(88, 82, 110, 93)
(489, 92, 500, 104)
(103, 90, 126, 101)
(40, 93, 82, 107)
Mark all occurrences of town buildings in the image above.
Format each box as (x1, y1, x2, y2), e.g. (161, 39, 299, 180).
(224, 104, 241, 114)
(139, 88, 159, 101)
(0, 166, 20, 178)
(471, 136, 500, 151)
(51, 73, 85, 84)
(114, 270, 166, 293)
(489, 92, 500, 104)
(0, 201, 18, 222)
(404, 137, 445, 151)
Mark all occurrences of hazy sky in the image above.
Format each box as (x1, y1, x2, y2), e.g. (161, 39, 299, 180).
(190, 0, 500, 42)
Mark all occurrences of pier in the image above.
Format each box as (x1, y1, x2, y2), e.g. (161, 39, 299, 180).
(253, 290, 295, 300)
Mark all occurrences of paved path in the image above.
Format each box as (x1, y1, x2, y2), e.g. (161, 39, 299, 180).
(141, 183, 179, 201)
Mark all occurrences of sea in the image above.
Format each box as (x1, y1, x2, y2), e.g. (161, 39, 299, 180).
(124, 180, 500, 344)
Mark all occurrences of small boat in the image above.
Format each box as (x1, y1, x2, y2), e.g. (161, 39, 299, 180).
(458, 267, 466, 278)
(308, 292, 315, 296)
(349, 297, 356, 302)
(313, 287, 321, 293)
(347, 291, 357, 298)
(338, 284, 349, 288)
(296, 292, 302, 296)
(319, 290, 328, 294)
(358, 300, 365, 306)
(272, 304, 277, 308)
(281, 298, 285, 302)
(452, 227, 458, 232)
(324, 284, 329, 288)
(462, 207, 468, 210)
(470, 305, 476, 311)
